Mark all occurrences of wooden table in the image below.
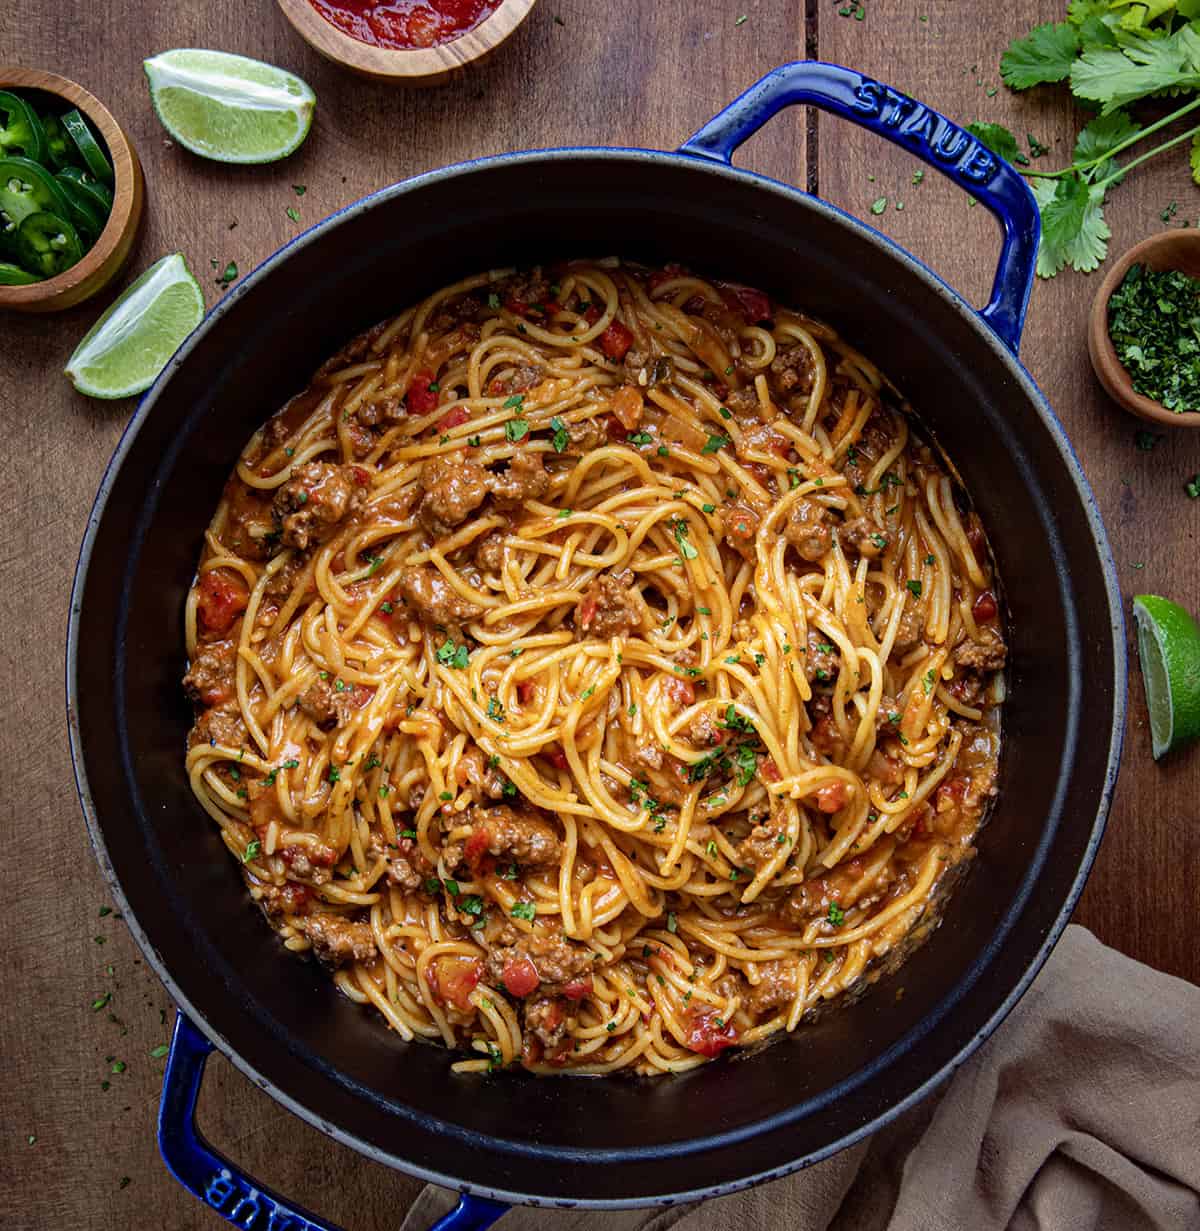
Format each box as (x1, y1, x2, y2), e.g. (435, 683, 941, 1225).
(3, 1, 1198, 1226)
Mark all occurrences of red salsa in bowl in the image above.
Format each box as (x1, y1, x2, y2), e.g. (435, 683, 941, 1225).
(308, 0, 504, 48)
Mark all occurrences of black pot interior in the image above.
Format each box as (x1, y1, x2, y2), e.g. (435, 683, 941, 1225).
(73, 152, 1121, 1204)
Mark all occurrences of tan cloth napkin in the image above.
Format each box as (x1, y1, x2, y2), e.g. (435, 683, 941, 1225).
(401, 926, 1200, 1231)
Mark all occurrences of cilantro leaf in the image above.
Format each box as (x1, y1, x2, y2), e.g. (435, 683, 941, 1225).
(1000, 22, 1079, 90)
(967, 121, 1022, 165)
(549, 415, 569, 452)
(1032, 174, 1110, 277)
(1071, 26, 1200, 113)
(673, 519, 699, 560)
(1073, 110, 1140, 179)
(505, 418, 530, 442)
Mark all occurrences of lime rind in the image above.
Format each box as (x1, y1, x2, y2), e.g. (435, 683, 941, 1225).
(1131, 593, 1200, 760)
(65, 253, 204, 399)
(144, 49, 315, 165)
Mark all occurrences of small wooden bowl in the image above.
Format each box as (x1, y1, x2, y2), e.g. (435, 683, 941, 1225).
(0, 68, 144, 314)
(1087, 230, 1200, 427)
(278, 0, 537, 84)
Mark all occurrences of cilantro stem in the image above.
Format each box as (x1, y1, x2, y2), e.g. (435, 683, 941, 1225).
(1023, 96, 1200, 181)
(1092, 120, 1200, 191)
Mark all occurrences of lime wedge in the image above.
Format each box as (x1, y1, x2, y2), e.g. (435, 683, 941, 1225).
(65, 253, 204, 399)
(1131, 594, 1200, 760)
(143, 49, 315, 164)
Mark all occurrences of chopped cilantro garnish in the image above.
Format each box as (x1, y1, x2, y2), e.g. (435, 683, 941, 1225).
(436, 639, 470, 669)
(702, 434, 729, 454)
(906, 579, 923, 598)
(506, 418, 530, 442)
(828, 902, 845, 927)
(549, 416, 569, 452)
(673, 519, 699, 560)
(511, 901, 536, 921)
(242, 840, 261, 863)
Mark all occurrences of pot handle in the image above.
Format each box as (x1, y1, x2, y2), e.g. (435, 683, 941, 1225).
(678, 60, 1039, 355)
(158, 1012, 510, 1231)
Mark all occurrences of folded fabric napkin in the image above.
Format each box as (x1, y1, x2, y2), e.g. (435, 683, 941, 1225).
(401, 926, 1200, 1231)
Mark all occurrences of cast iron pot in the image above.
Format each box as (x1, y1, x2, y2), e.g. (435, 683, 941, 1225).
(68, 62, 1126, 1231)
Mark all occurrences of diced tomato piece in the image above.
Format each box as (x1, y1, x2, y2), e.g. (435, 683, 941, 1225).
(760, 757, 781, 783)
(463, 827, 491, 870)
(546, 746, 569, 771)
(517, 679, 535, 705)
(351, 465, 371, 486)
(972, 590, 998, 623)
(197, 570, 248, 636)
(599, 320, 634, 361)
(815, 781, 849, 813)
(430, 955, 482, 1012)
(406, 369, 439, 414)
(647, 264, 684, 291)
(610, 385, 644, 430)
(966, 518, 986, 559)
(604, 414, 625, 440)
(685, 1012, 739, 1058)
(720, 282, 772, 322)
(437, 405, 470, 432)
(577, 594, 598, 629)
(561, 976, 592, 1001)
(584, 306, 601, 326)
(504, 296, 531, 318)
(664, 677, 695, 706)
(348, 684, 375, 708)
(936, 777, 968, 811)
(501, 955, 539, 998)
(541, 999, 565, 1031)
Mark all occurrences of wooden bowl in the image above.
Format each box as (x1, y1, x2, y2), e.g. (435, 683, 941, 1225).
(0, 68, 144, 314)
(277, 0, 537, 84)
(1087, 230, 1200, 427)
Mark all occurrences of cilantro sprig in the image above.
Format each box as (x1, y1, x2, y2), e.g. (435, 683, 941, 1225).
(973, 5, 1200, 277)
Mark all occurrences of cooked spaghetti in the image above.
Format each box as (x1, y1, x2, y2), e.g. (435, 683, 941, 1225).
(183, 259, 1005, 1075)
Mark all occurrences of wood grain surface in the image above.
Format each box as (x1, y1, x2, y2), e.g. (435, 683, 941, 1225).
(1, 1, 1197, 1227)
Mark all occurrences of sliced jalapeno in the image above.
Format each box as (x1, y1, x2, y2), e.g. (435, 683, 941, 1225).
(0, 259, 40, 285)
(14, 211, 82, 278)
(40, 112, 75, 170)
(55, 164, 113, 212)
(61, 109, 113, 185)
(0, 91, 47, 164)
(0, 155, 74, 256)
(53, 172, 107, 243)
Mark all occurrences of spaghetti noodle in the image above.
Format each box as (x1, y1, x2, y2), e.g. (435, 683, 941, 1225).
(182, 259, 1005, 1075)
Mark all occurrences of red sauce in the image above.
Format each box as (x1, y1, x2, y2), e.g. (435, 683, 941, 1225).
(309, 0, 503, 49)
